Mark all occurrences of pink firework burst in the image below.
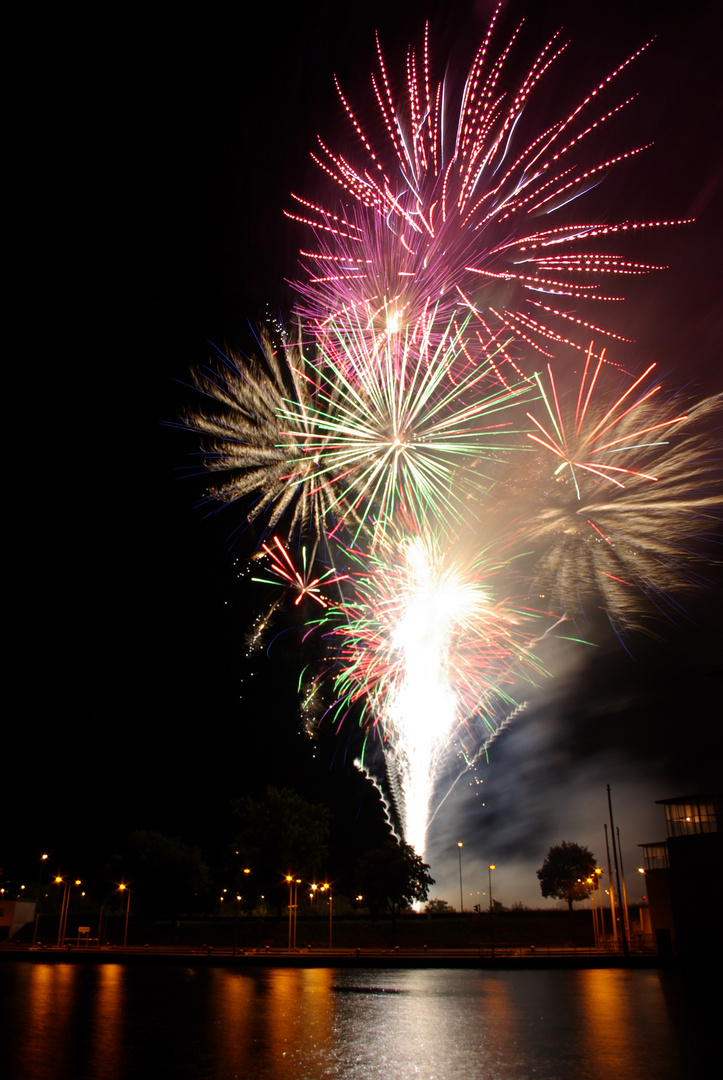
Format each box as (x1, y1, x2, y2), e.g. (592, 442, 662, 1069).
(286, 4, 688, 381)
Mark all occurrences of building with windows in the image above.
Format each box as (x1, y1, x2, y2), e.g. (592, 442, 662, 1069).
(639, 794, 722, 963)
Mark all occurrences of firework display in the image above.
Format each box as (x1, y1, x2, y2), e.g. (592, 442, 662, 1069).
(185, 7, 718, 859)
(286, 6, 688, 378)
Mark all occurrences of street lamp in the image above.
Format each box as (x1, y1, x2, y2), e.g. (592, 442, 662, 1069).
(54, 876, 69, 946)
(285, 875, 302, 950)
(586, 877, 600, 948)
(321, 884, 333, 949)
(457, 843, 464, 913)
(293, 879, 301, 949)
(286, 875, 294, 950)
(488, 865, 496, 958)
(118, 884, 132, 947)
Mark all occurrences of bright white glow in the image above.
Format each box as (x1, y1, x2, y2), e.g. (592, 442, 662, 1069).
(383, 537, 483, 857)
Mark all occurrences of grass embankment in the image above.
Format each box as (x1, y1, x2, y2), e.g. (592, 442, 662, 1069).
(76, 910, 601, 950)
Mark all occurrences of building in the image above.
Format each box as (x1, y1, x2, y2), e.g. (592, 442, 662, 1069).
(640, 794, 722, 963)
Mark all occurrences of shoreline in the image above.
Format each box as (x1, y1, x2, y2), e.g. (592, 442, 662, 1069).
(0, 944, 673, 970)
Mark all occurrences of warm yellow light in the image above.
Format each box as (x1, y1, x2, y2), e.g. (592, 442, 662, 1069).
(386, 311, 401, 335)
(54, 876, 63, 884)
(458, 842, 463, 849)
(489, 864, 496, 870)
(243, 868, 251, 875)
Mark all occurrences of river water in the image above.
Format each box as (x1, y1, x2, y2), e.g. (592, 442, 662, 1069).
(0, 963, 712, 1080)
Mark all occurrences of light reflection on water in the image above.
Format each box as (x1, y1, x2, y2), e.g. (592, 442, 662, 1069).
(0, 963, 712, 1080)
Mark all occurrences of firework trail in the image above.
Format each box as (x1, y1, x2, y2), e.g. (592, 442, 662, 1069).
(287, 314, 536, 544)
(186, 317, 535, 547)
(287, 3, 688, 377)
(253, 535, 349, 609)
(184, 9, 718, 863)
(184, 330, 341, 539)
(497, 348, 721, 631)
(322, 528, 547, 854)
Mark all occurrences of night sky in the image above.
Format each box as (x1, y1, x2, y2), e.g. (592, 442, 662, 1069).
(10, 0, 722, 909)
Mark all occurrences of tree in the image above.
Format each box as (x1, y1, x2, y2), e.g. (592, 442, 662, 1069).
(355, 840, 434, 925)
(425, 897, 455, 915)
(230, 787, 331, 913)
(109, 830, 212, 918)
(536, 841, 597, 911)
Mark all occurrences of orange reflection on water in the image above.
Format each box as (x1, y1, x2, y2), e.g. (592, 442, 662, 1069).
(265, 967, 335, 1078)
(202, 968, 259, 1076)
(86, 964, 126, 1080)
(577, 969, 677, 1080)
(23, 963, 78, 1080)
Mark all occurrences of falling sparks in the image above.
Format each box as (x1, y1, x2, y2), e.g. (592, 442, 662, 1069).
(184, 7, 718, 859)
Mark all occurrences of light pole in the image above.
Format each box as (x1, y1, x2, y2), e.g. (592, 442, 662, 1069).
(36, 853, 49, 902)
(293, 879, 301, 949)
(488, 865, 496, 957)
(457, 843, 464, 913)
(322, 884, 332, 949)
(286, 875, 294, 951)
(594, 868, 604, 945)
(118, 884, 131, 947)
(54, 876, 69, 946)
(587, 877, 599, 948)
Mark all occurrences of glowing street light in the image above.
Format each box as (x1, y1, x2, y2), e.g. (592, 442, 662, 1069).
(53, 876, 82, 946)
(488, 865, 496, 958)
(321, 884, 333, 949)
(54, 876, 68, 946)
(457, 843, 464, 913)
(285, 875, 302, 950)
(118, 884, 132, 947)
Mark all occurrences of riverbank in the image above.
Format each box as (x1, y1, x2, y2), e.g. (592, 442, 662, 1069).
(0, 943, 669, 969)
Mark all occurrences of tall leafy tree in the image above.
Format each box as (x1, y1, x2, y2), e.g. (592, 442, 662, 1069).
(537, 842, 597, 911)
(231, 787, 331, 912)
(355, 840, 434, 925)
(110, 830, 212, 918)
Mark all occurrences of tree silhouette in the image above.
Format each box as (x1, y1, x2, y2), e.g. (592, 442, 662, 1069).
(231, 787, 331, 913)
(355, 839, 434, 926)
(537, 842, 597, 911)
(110, 830, 212, 918)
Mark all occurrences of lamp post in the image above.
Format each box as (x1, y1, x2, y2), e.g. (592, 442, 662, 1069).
(293, 879, 301, 949)
(488, 865, 496, 958)
(587, 877, 599, 948)
(286, 875, 294, 951)
(36, 853, 49, 902)
(54, 876, 69, 946)
(594, 868, 604, 945)
(118, 884, 131, 947)
(457, 843, 464, 913)
(285, 876, 302, 951)
(322, 884, 332, 949)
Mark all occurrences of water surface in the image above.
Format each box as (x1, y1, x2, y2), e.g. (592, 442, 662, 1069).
(0, 963, 712, 1080)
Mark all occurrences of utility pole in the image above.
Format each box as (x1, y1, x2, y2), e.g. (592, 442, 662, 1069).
(607, 785, 629, 954)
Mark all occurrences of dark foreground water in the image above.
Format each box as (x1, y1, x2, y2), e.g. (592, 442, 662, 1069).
(0, 963, 714, 1080)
